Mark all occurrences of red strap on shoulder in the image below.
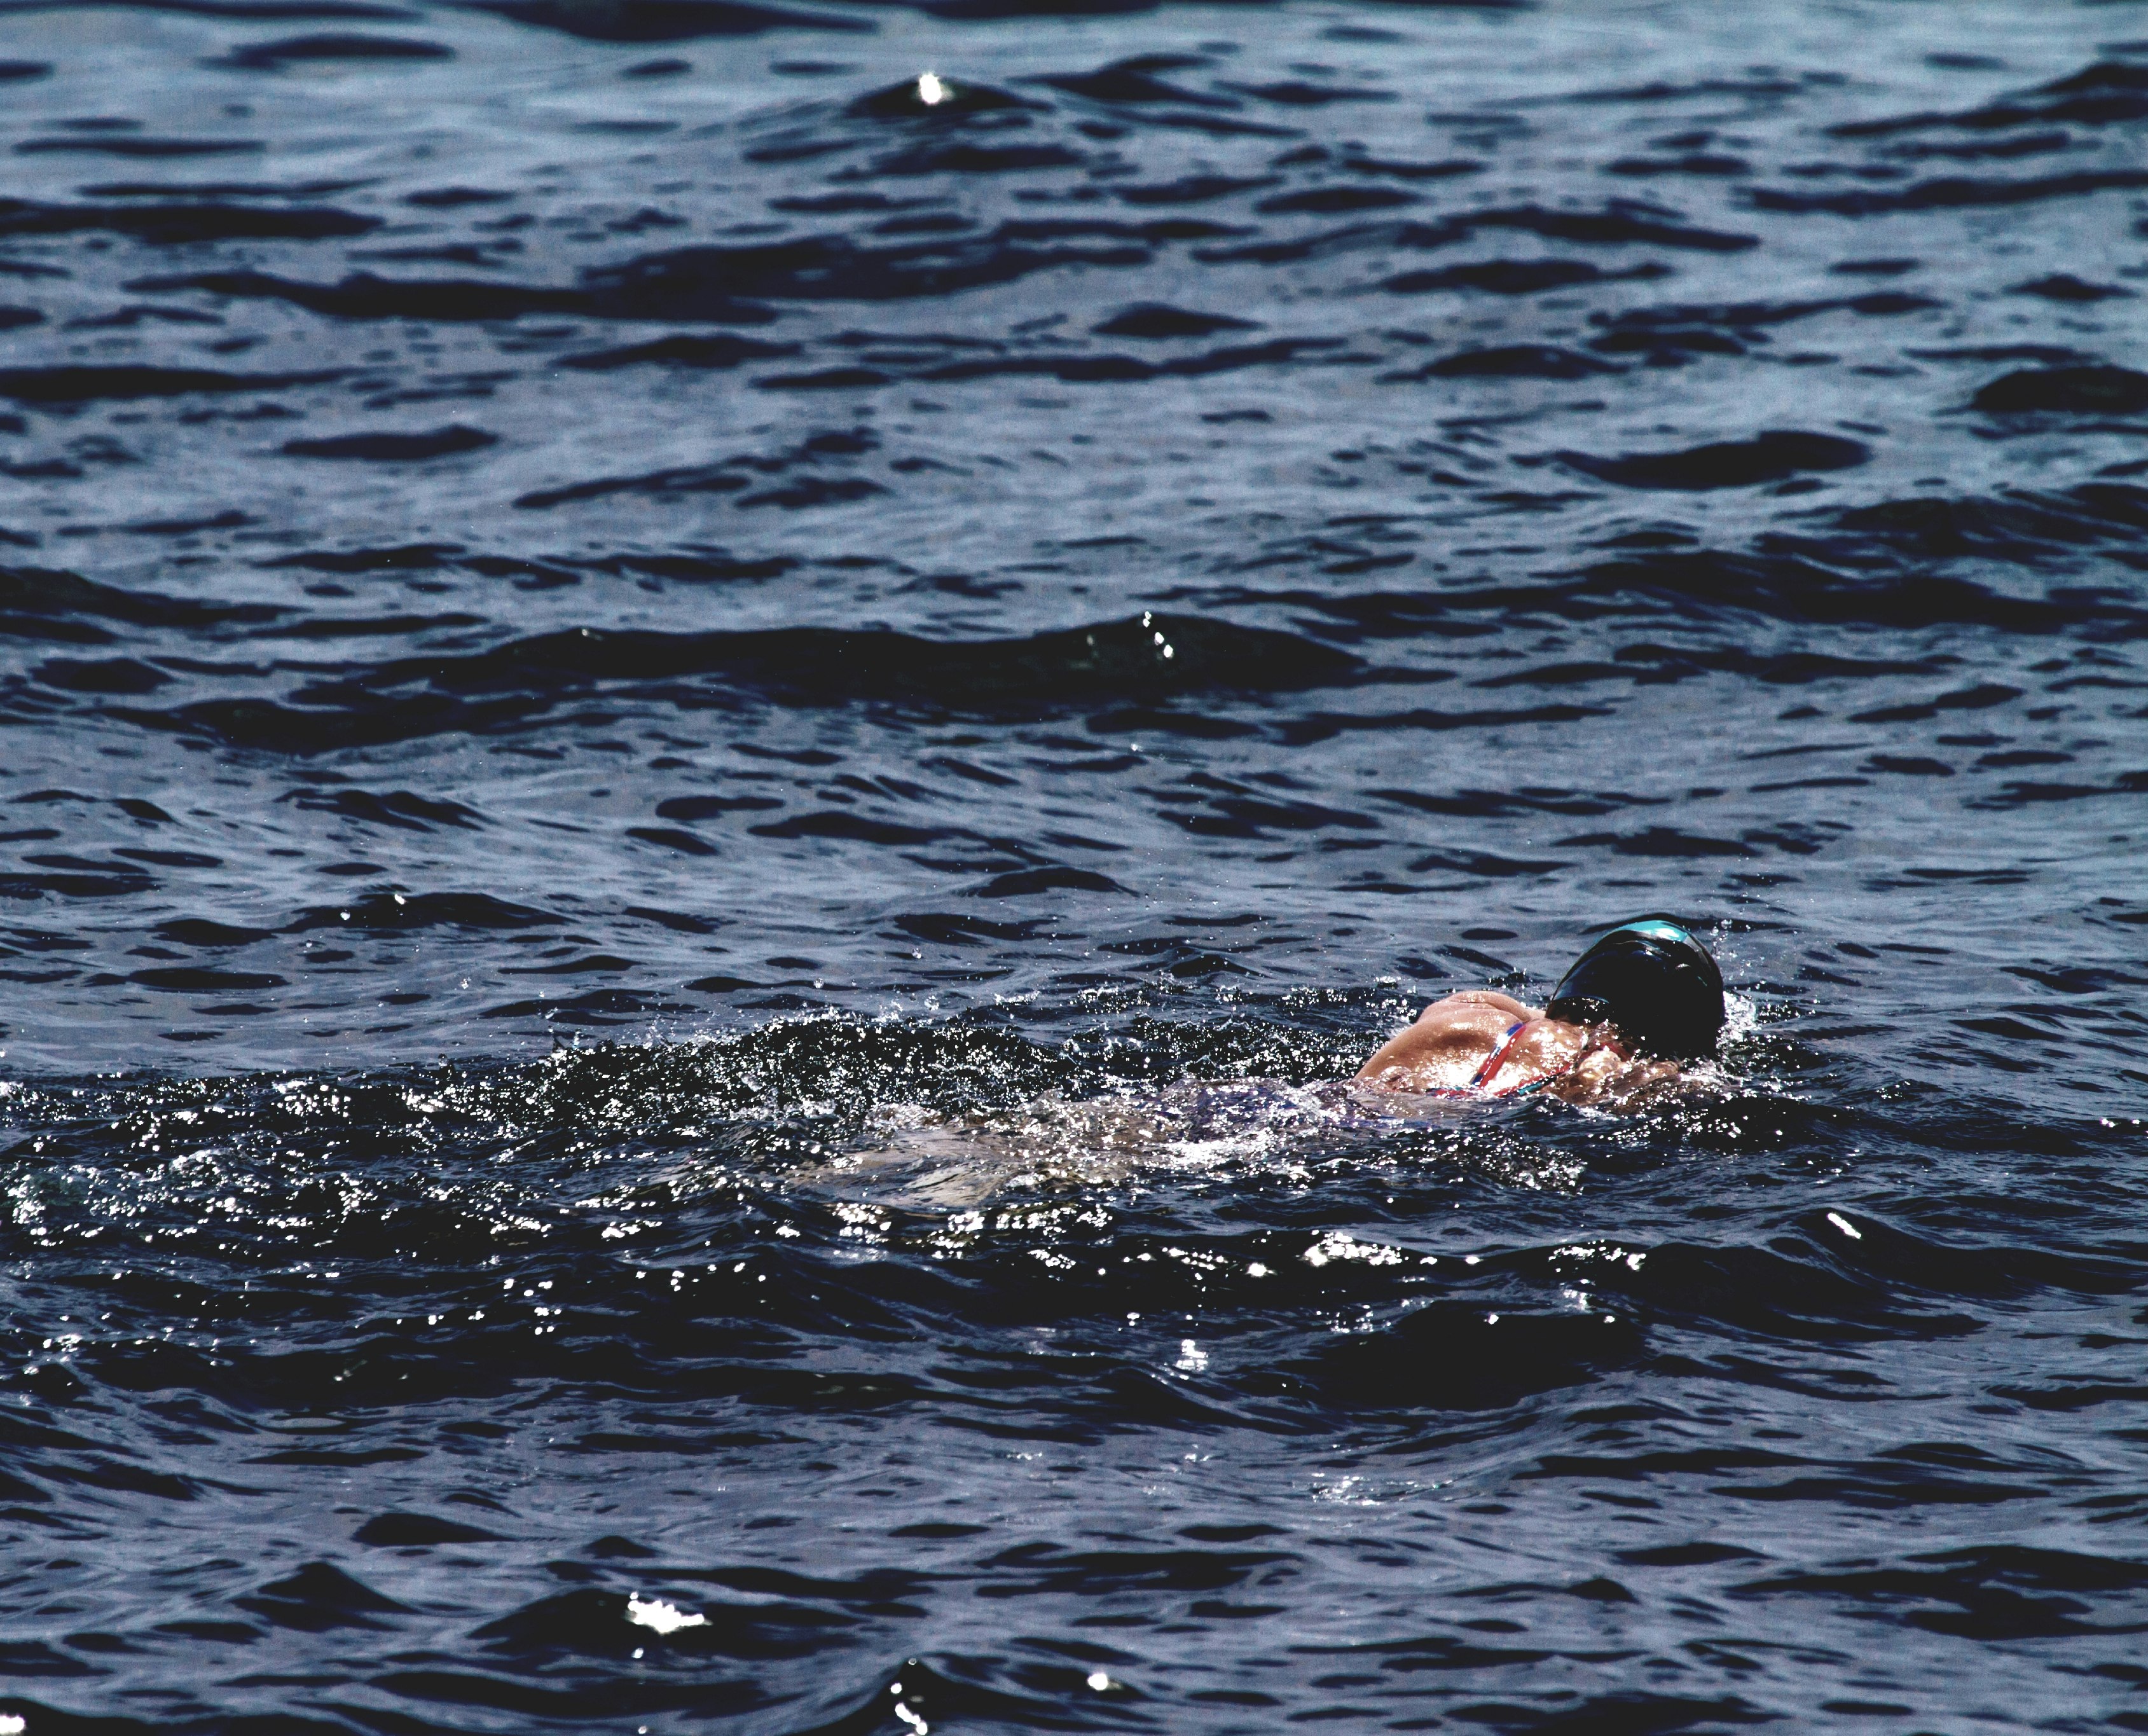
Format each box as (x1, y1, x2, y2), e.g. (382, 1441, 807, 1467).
(1468, 1021, 1531, 1091)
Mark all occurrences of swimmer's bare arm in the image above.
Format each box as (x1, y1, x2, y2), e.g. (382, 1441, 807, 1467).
(1356, 990, 1541, 1086)
(1359, 991, 1691, 1102)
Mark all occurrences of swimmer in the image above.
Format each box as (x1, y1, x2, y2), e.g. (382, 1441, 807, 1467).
(830, 918, 1726, 1208)
(1357, 918, 1725, 1106)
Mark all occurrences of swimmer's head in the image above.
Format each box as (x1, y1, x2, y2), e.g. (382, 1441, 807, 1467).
(1546, 917, 1724, 1060)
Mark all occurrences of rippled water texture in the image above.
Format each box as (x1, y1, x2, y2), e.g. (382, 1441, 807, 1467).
(2, 1, 2147, 1730)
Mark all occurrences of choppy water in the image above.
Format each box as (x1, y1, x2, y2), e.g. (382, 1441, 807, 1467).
(2, 1, 2146, 1729)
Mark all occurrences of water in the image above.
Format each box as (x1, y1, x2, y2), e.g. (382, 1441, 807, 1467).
(2, 0, 2146, 1728)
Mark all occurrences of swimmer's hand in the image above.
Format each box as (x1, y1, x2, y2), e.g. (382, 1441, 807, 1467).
(1547, 1044, 1683, 1108)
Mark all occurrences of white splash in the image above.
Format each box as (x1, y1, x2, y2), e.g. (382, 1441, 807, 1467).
(626, 1594, 708, 1634)
(1302, 1231, 1402, 1269)
(916, 71, 948, 106)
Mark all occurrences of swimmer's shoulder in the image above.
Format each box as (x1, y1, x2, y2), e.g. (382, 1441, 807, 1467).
(1419, 988, 1539, 1023)
(1359, 991, 1531, 1087)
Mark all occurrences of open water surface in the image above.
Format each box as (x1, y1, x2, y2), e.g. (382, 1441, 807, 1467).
(1, 0, 2147, 1728)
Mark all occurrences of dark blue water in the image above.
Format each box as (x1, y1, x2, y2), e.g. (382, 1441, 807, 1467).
(2, 1, 2147, 1729)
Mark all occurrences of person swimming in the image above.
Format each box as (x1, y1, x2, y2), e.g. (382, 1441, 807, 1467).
(829, 919, 1726, 1207)
(1356, 918, 1725, 1106)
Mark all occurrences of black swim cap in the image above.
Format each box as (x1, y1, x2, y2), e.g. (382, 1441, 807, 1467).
(1545, 918, 1724, 1060)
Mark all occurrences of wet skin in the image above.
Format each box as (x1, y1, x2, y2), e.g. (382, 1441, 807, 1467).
(1356, 989, 1685, 1105)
